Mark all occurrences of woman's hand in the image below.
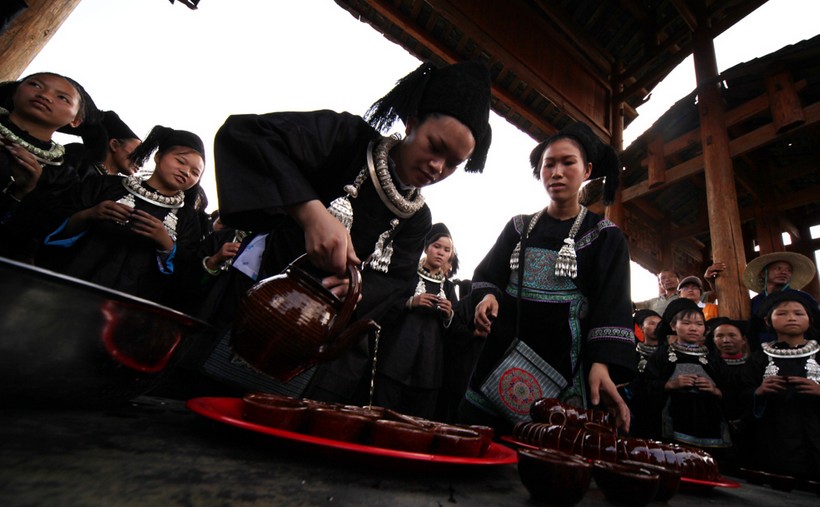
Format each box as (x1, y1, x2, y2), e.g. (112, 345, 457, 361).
(754, 375, 787, 396)
(436, 296, 453, 317)
(411, 293, 439, 309)
(128, 210, 174, 251)
(588, 362, 630, 432)
(212, 241, 241, 264)
(694, 376, 721, 397)
(321, 274, 361, 302)
(785, 376, 820, 396)
(665, 374, 698, 391)
(474, 294, 498, 335)
(85, 200, 134, 224)
(289, 200, 360, 276)
(4, 142, 43, 198)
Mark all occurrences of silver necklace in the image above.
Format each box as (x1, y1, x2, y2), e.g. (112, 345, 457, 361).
(327, 134, 425, 230)
(0, 115, 65, 165)
(762, 340, 820, 382)
(668, 341, 709, 365)
(122, 175, 184, 209)
(415, 263, 446, 299)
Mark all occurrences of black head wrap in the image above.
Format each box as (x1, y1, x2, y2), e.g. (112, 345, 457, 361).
(129, 125, 205, 168)
(424, 222, 452, 247)
(633, 309, 661, 326)
(529, 121, 621, 204)
(102, 110, 139, 141)
(758, 290, 819, 321)
(365, 60, 493, 173)
(424, 222, 458, 276)
(655, 298, 702, 344)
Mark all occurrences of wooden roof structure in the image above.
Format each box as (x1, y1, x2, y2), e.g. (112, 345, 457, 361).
(333, 0, 767, 142)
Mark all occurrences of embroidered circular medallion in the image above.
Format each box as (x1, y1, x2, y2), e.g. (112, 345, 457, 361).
(498, 367, 542, 414)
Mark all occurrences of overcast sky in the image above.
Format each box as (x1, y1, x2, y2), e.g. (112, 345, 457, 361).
(23, 0, 820, 300)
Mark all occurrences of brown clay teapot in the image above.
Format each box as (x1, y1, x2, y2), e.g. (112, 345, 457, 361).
(231, 255, 380, 382)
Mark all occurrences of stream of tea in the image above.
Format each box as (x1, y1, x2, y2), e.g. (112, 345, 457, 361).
(367, 327, 381, 409)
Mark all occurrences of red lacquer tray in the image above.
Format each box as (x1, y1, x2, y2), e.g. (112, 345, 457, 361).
(499, 435, 740, 490)
(187, 397, 517, 467)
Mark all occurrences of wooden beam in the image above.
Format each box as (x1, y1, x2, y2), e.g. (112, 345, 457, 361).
(669, 0, 698, 32)
(0, 0, 84, 82)
(622, 98, 820, 201)
(647, 135, 666, 188)
(765, 68, 806, 133)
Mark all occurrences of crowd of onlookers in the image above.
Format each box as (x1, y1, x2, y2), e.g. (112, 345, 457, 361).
(627, 261, 820, 481)
(2, 70, 819, 484)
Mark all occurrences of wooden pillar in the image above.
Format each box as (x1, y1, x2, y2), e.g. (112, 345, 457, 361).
(0, 0, 83, 82)
(606, 73, 625, 227)
(692, 22, 750, 319)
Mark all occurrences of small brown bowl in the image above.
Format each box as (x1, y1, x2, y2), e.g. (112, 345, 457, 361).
(369, 419, 435, 453)
(242, 393, 307, 432)
(432, 426, 483, 457)
(621, 460, 681, 502)
(455, 424, 494, 456)
(517, 448, 592, 505)
(592, 460, 659, 507)
(306, 407, 371, 442)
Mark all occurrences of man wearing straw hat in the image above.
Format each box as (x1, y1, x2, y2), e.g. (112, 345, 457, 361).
(743, 251, 818, 344)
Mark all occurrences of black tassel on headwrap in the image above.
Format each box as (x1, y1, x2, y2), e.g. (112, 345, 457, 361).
(529, 121, 621, 204)
(365, 63, 434, 133)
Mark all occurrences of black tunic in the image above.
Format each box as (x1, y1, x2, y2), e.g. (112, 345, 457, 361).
(464, 211, 636, 418)
(37, 175, 200, 309)
(208, 110, 433, 403)
(644, 343, 732, 448)
(743, 345, 820, 479)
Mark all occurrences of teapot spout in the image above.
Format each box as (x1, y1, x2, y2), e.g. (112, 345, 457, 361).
(316, 319, 380, 362)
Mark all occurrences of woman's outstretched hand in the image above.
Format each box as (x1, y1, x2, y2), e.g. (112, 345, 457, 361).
(589, 362, 630, 432)
(474, 294, 498, 335)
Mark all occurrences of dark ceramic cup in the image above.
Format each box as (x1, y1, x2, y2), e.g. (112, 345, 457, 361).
(592, 460, 660, 507)
(369, 419, 435, 453)
(306, 407, 371, 442)
(432, 426, 483, 457)
(242, 393, 307, 432)
(621, 460, 681, 503)
(517, 448, 592, 506)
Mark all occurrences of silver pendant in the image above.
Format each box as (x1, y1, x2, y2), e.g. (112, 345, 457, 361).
(668, 351, 678, 363)
(763, 358, 779, 378)
(327, 195, 354, 231)
(806, 355, 820, 384)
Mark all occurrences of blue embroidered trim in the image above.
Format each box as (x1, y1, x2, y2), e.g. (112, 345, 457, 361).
(575, 217, 617, 251)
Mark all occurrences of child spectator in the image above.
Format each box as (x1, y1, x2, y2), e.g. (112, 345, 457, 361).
(0, 72, 100, 259)
(39, 125, 204, 308)
(743, 291, 820, 480)
(644, 298, 732, 449)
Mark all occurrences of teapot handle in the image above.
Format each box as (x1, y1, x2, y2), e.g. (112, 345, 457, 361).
(315, 318, 381, 362)
(325, 261, 363, 340)
(286, 254, 363, 340)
